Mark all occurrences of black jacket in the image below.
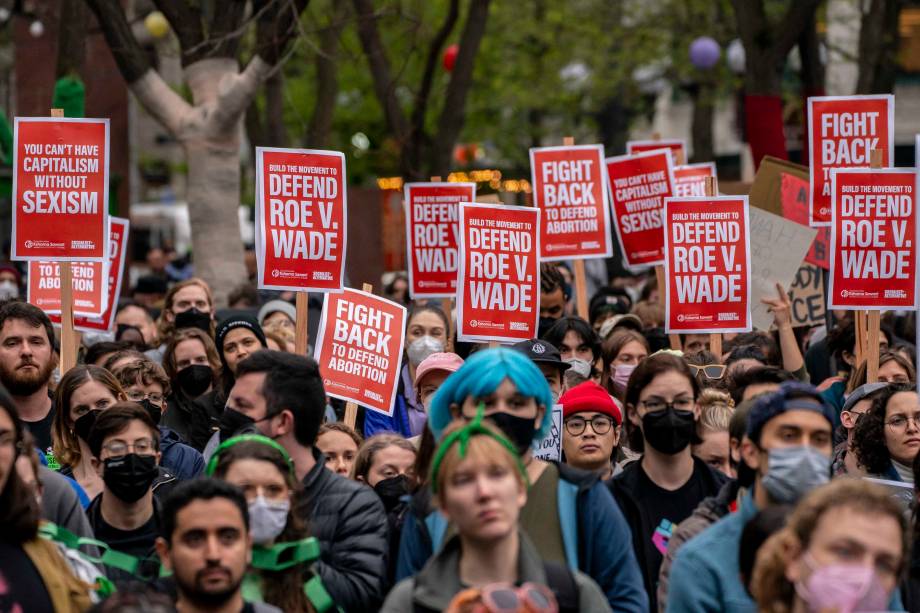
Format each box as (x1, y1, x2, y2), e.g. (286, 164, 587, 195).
(163, 390, 216, 451)
(297, 449, 389, 612)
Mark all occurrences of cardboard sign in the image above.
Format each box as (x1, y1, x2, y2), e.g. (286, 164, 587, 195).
(828, 168, 917, 310)
(313, 288, 406, 415)
(749, 156, 809, 216)
(606, 150, 676, 267)
(664, 197, 751, 333)
(673, 163, 717, 198)
(404, 182, 476, 298)
(626, 139, 687, 164)
(808, 95, 894, 226)
(780, 173, 830, 270)
(456, 202, 540, 342)
(529, 145, 613, 260)
(255, 147, 346, 292)
(787, 264, 826, 329)
(12, 117, 109, 261)
(29, 260, 108, 317)
(532, 405, 563, 462)
(749, 208, 817, 331)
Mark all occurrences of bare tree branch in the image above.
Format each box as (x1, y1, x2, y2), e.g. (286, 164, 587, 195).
(130, 70, 193, 136)
(151, 0, 206, 66)
(306, 2, 348, 147)
(208, 0, 249, 59)
(254, 0, 311, 65)
(773, 0, 823, 62)
(214, 56, 273, 131)
(83, 0, 152, 83)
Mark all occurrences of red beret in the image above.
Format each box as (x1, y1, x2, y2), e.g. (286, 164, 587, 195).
(559, 381, 622, 424)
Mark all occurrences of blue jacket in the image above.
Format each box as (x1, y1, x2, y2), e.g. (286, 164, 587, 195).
(363, 392, 412, 438)
(159, 426, 205, 480)
(396, 463, 649, 613)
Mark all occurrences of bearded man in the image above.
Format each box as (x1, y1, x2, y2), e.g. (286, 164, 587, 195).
(0, 301, 58, 454)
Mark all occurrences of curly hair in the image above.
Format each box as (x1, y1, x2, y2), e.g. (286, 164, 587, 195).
(851, 382, 916, 475)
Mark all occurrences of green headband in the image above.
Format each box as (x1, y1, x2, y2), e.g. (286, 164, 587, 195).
(429, 404, 529, 494)
(206, 434, 294, 477)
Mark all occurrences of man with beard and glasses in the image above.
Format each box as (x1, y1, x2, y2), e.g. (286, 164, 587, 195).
(157, 478, 282, 613)
(0, 301, 58, 456)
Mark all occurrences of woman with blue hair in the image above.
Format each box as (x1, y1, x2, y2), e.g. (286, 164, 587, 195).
(397, 347, 649, 613)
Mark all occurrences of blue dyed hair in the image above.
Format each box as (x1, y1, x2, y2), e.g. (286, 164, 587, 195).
(428, 347, 554, 441)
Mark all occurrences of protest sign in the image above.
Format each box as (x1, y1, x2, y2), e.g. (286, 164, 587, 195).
(626, 139, 687, 164)
(808, 95, 894, 226)
(828, 168, 917, 310)
(780, 173, 830, 269)
(255, 147, 346, 292)
(314, 288, 406, 415)
(749, 207, 817, 331)
(673, 163, 717, 198)
(529, 145, 612, 260)
(404, 181, 476, 298)
(28, 260, 107, 317)
(12, 117, 109, 262)
(786, 264, 826, 329)
(664, 196, 751, 333)
(457, 202, 540, 343)
(532, 405, 563, 462)
(606, 150, 675, 267)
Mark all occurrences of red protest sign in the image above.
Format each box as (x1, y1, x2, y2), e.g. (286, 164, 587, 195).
(828, 168, 917, 310)
(404, 182, 476, 298)
(256, 147, 346, 292)
(606, 150, 675, 267)
(780, 173, 830, 270)
(529, 144, 612, 260)
(12, 117, 109, 261)
(808, 95, 894, 227)
(664, 196, 751, 333)
(29, 260, 108, 317)
(314, 288, 406, 415)
(457, 202, 540, 342)
(627, 139, 687, 164)
(673, 163, 717, 198)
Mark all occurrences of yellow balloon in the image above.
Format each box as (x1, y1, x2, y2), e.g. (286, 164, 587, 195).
(144, 11, 169, 39)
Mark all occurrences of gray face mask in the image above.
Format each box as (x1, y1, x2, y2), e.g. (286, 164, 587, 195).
(563, 357, 592, 379)
(761, 445, 830, 504)
(407, 335, 445, 366)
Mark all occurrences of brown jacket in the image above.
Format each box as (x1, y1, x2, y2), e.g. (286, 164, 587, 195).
(22, 537, 94, 613)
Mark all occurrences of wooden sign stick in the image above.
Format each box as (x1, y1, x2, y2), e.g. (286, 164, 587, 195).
(561, 136, 591, 321)
(428, 176, 456, 351)
(294, 292, 309, 355)
(344, 283, 374, 428)
(703, 176, 722, 358)
(866, 148, 884, 382)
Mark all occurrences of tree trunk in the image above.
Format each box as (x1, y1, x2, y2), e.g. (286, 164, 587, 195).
(690, 83, 715, 164)
(799, 13, 825, 165)
(856, 0, 904, 94)
(306, 3, 347, 148)
(57, 0, 88, 78)
(264, 71, 288, 147)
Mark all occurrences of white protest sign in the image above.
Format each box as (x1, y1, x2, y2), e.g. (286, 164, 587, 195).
(532, 405, 563, 462)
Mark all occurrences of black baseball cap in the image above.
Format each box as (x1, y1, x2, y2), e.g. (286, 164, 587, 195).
(511, 338, 571, 373)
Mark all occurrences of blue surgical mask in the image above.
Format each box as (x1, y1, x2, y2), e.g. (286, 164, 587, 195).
(761, 445, 830, 504)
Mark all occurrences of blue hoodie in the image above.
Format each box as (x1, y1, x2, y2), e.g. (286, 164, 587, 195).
(158, 426, 205, 480)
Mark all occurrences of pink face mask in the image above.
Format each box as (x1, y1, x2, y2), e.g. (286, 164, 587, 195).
(611, 364, 636, 394)
(795, 554, 891, 613)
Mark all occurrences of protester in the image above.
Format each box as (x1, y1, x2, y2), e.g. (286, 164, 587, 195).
(208, 435, 322, 612)
(0, 301, 57, 456)
(154, 278, 217, 357)
(822, 317, 892, 412)
(728, 365, 795, 406)
(131, 275, 168, 310)
(589, 288, 633, 333)
(724, 345, 768, 379)
(364, 305, 449, 438)
(257, 299, 296, 333)
(560, 381, 622, 480)
(112, 359, 205, 479)
(610, 352, 729, 610)
(737, 505, 791, 598)
(597, 313, 645, 342)
(401, 347, 649, 611)
(84, 340, 133, 368)
(414, 351, 464, 411)
(750, 479, 906, 613)
(846, 351, 915, 392)
(382, 417, 612, 612)
(680, 334, 709, 355)
(86, 403, 174, 584)
(602, 329, 650, 399)
(155, 478, 283, 613)
(351, 433, 417, 511)
(666, 382, 836, 612)
(0, 262, 22, 299)
(833, 382, 887, 476)
(212, 315, 269, 446)
(52, 364, 125, 500)
(684, 351, 726, 391)
(851, 382, 920, 485)
(543, 316, 601, 378)
(904, 452, 920, 608)
(510, 338, 571, 403)
(224, 351, 389, 610)
(103, 348, 147, 373)
(115, 301, 158, 349)
(161, 327, 222, 450)
(0, 386, 95, 610)
(539, 263, 569, 337)
(691, 389, 734, 477)
(316, 422, 362, 477)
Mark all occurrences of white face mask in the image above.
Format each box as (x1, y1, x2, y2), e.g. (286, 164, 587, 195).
(248, 495, 290, 545)
(0, 280, 19, 300)
(563, 357, 592, 379)
(406, 335, 445, 366)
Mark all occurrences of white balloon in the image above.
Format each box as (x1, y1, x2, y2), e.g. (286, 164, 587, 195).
(727, 39, 745, 74)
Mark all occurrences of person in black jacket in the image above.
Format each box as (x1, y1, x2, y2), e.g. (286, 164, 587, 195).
(610, 352, 728, 611)
(161, 328, 223, 451)
(226, 350, 388, 612)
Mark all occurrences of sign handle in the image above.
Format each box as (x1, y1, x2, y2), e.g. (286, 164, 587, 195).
(441, 298, 454, 351)
(657, 265, 681, 350)
(344, 283, 375, 429)
(295, 293, 309, 355)
(702, 177, 721, 357)
(866, 311, 881, 383)
(854, 310, 866, 368)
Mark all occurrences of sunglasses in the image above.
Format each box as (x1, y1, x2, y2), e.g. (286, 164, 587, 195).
(447, 582, 558, 613)
(689, 364, 727, 380)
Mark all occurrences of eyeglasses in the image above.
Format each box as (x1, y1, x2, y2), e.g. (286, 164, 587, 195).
(565, 415, 615, 436)
(102, 438, 156, 457)
(448, 582, 558, 613)
(640, 398, 694, 413)
(884, 414, 920, 431)
(126, 391, 165, 406)
(689, 364, 727, 380)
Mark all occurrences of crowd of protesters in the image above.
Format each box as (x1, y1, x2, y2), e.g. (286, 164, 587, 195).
(0, 253, 918, 612)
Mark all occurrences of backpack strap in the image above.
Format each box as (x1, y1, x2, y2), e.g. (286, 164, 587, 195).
(543, 561, 579, 613)
(556, 479, 580, 570)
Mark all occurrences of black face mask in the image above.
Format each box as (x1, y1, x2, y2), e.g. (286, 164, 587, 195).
(538, 316, 560, 339)
(176, 364, 213, 397)
(642, 406, 696, 455)
(103, 453, 158, 503)
(174, 308, 211, 333)
(140, 399, 162, 426)
(487, 412, 538, 456)
(73, 410, 98, 443)
(218, 408, 259, 442)
(373, 475, 409, 513)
